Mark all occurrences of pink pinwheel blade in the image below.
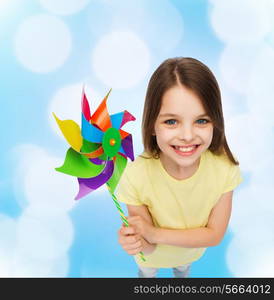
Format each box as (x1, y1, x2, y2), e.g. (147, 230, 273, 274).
(82, 90, 91, 121)
(75, 160, 114, 200)
(121, 110, 136, 128)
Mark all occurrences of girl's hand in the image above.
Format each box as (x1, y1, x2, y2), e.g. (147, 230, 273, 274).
(127, 215, 156, 244)
(118, 224, 156, 255)
(118, 225, 145, 255)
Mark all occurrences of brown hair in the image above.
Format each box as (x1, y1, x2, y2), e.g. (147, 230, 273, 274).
(141, 57, 239, 165)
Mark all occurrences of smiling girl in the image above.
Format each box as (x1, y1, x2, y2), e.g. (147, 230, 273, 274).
(116, 57, 243, 278)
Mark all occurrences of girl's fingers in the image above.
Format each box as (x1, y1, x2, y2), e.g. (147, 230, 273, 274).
(119, 233, 140, 246)
(117, 226, 143, 255)
(119, 226, 136, 236)
(123, 239, 142, 251)
(124, 241, 143, 255)
(127, 247, 143, 255)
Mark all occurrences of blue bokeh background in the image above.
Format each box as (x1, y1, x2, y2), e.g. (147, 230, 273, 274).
(1, 0, 273, 277)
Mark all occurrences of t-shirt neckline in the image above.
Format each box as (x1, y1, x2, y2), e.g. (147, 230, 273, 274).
(156, 151, 206, 184)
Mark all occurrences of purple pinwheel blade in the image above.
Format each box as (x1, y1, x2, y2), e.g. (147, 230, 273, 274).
(75, 159, 114, 200)
(75, 181, 96, 200)
(89, 157, 106, 165)
(119, 134, 134, 161)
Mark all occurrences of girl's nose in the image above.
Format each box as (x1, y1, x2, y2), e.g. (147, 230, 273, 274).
(178, 125, 194, 142)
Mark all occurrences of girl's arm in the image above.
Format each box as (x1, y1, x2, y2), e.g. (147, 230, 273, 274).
(118, 226, 156, 255)
(128, 191, 233, 248)
(127, 204, 156, 254)
(118, 204, 156, 255)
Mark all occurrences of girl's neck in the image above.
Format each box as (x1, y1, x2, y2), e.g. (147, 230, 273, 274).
(159, 152, 201, 180)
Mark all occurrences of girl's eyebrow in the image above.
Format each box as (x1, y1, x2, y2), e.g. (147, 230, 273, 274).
(159, 113, 179, 118)
(159, 113, 209, 118)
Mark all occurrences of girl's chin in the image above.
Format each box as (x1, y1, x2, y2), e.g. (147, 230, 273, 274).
(160, 149, 201, 172)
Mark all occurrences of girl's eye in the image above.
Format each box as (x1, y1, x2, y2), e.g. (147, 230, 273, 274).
(165, 119, 177, 125)
(196, 119, 210, 125)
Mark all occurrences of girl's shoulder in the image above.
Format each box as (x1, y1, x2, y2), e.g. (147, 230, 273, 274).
(124, 151, 152, 175)
(205, 150, 239, 172)
(204, 151, 242, 193)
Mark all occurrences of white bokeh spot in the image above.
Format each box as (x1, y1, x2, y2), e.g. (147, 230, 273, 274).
(109, 0, 184, 54)
(39, 0, 90, 15)
(225, 112, 274, 173)
(92, 31, 150, 89)
(14, 144, 77, 213)
(210, 0, 271, 43)
(12, 252, 70, 277)
(211, 0, 274, 277)
(16, 211, 74, 261)
(48, 83, 102, 138)
(247, 44, 274, 121)
(14, 14, 71, 73)
(6, 144, 76, 277)
(219, 43, 262, 94)
(0, 214, 17, 277)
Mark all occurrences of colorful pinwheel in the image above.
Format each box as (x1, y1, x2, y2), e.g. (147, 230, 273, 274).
(53, 88, 145, 261)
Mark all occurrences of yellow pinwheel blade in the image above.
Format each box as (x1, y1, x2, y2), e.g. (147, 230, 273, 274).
(53, 113, 83, 152)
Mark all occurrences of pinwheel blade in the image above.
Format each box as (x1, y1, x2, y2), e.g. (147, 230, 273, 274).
(119, 129, 129, 139)
(110, 112, 124, 129)
(75, 159, 114, 200)
(81, 138, 101, 153)
(54, 88, 136, 202)
(53, 113, 83, 152)
(121, 110, 136, 127)
(82, 89, 91, 121)
(110, 110, 136, 129)
(80, 139, 107, 160)
(119, 134, 134, 161)
(56, 148, 105, 178)
(90, 157, 107, 165)
(107, 154, 127, 194)
(81, 113, 104, 143)
(81, 146, 104, 158)
(79, 138, 104, 158)
(75, 181, 95, 200)
(90, 89, 112, 131)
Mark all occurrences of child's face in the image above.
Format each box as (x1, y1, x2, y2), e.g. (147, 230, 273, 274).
(154, 84, 214, 171)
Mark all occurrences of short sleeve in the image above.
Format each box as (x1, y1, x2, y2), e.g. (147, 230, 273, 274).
(222, 164, 243, 194)
(115, 169, 143, 206)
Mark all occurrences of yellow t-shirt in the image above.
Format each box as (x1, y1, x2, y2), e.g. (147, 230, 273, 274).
(116, 150, 243, 268)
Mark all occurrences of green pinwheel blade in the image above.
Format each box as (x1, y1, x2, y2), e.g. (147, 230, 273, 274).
(81, 138, 109, 161)
(107, 154, 127, 194)
(56, 147, 105, 178)
(81, 138, 101, 152)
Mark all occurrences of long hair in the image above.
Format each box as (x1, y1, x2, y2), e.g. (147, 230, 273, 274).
(141, 57, 239, 165)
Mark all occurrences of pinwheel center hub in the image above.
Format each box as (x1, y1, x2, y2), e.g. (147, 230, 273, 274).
(102, 127, 121, 158)
(109, 138, 116, 146)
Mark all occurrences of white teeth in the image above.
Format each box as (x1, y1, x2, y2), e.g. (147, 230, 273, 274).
(174, 145, 197, 152)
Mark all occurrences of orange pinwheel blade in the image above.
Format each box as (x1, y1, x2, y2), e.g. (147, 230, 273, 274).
(119, 129, 130, 139)
(81, 146, 104, 158)
(90, 89, 112, 132)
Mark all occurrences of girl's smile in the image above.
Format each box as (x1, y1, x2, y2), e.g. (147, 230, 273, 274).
(171, 144, 200, 156)
(154, 84, 214, 179)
